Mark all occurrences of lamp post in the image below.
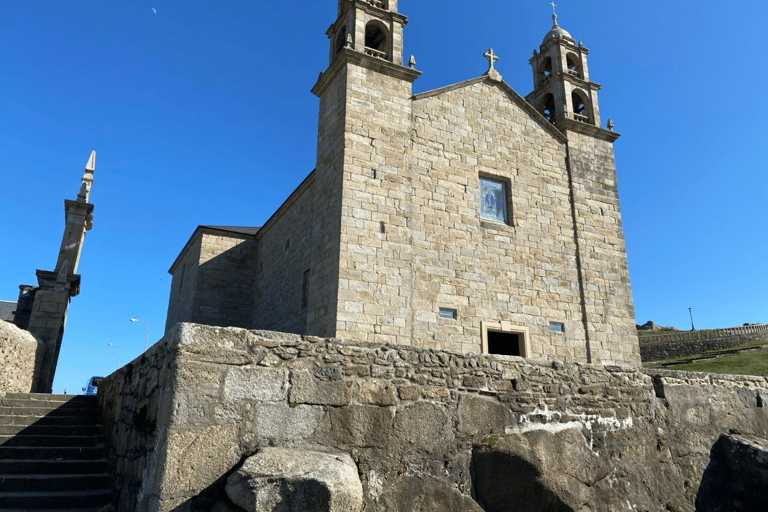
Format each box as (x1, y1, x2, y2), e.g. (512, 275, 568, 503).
(130, 318, 149, 352)
(107, 343, 122, 370)
(689, 308, 695, 331)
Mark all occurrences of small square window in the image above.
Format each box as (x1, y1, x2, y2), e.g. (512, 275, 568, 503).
(439, 308, 457, 319)
(479, 177, 508, 223)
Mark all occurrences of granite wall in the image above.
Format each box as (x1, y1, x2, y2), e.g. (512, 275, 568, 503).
(98, 324, 768, 512)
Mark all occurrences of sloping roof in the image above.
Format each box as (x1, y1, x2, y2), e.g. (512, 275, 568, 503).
(0, 301, 16, 322)
(200, 226, 261, 236)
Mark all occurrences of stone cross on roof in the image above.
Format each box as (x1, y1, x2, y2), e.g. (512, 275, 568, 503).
(483, 48, 502, 82)
(484, 48, 498, 71)
(550, 1, 559, 26)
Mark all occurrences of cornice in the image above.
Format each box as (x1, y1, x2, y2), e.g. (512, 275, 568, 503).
(312, 48, 421, 98)
(556, 117, 621, 143)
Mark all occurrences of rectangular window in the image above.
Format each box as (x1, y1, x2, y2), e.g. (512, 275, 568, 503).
(439, 308, 457, 319)
(549, 322, 565, 332)
(301, 270, 310, 309)
(479, 177, 508, 223)
(481, 322, 530, 358)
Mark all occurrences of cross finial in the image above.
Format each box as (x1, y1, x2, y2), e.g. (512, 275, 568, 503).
(483, 48, 502, 81)
(550, 1, 559, 26)
(484, 48, 498, 71)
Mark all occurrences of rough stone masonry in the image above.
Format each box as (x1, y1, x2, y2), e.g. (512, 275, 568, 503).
(98, 324, 768, 512)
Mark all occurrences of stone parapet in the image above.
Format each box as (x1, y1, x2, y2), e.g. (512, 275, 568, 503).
(98, 324, 768, 512)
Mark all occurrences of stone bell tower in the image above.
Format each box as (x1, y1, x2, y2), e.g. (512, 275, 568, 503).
(304, 0, 421, 340)
(525, 7, 639, 365)
(525, 5, 603, 127)
(14, 151, 96, 393)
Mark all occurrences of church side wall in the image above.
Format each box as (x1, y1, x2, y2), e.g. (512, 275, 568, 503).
(191, 233, 257, 329)
(566, 131, 640, 366)
(164, 238, 201, 334)
(251, 182, 317, 335)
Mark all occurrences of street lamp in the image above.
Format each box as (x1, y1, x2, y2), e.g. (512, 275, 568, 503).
(130, 318, 149, 352)
(689, 308, 695, 331)
(107, 343, 122, 370)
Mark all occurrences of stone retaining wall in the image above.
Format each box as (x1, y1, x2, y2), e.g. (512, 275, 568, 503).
(640, 324, 768, 361)
(98, 324, 768, 512)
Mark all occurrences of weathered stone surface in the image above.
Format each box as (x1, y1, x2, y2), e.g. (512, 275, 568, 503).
(225, 367, 288, 402)
(330, 405, 393, 448)
(255, 402, 324, 442)
(226, 448, 363, 512)
(99, 326, 768, 511)
(0, 319, 42, 394)
(290, 370, 350, 406)
(159, 425, 241, 497)
(696, 434, 768, 511)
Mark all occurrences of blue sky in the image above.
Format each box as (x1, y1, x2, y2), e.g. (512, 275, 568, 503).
(0, 1, 765, 393)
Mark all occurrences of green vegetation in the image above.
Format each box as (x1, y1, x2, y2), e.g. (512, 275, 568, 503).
(268, 437, 277, 447)
(644, 341, 768, 377)
(484, 434, 500, 449)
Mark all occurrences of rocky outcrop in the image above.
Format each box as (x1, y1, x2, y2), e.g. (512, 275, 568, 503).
(696, 433, 768, 511)
(0, 319, 43, 394)
(225, 448, 363, 512)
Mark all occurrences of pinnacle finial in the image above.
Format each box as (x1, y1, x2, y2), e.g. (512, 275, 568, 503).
(77, 150, 96, 203)
(85, 150, 95, 173)
(550, 1, 558, 27)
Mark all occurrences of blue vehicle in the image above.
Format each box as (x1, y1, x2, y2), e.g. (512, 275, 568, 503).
(82, 376, 103, 396)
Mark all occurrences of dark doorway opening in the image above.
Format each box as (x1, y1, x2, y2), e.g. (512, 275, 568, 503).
(487, 331, 522, 356)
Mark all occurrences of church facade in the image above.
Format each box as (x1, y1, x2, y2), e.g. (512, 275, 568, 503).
(165, 0, 640, 366)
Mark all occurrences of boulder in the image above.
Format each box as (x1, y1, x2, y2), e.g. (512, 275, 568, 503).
(696, 433, 768, 511)
(0, 319, 43, 394)
(225, 448, 363, 512)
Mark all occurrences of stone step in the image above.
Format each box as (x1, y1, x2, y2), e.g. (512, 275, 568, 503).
(0, 395, 96, 409)
(0, 458, 107, 475)
(0, 405, 99, 418)
(0, 445, 105, 461)
(0, 473, 109, 492)
(0, 414, 98, 428)
(0, 423, 99, 436)
(0, 434, 99, 447)
(2, 393, 85, 402)
(0, 489, 112, 509)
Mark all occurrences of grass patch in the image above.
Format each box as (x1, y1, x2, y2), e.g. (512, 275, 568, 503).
(644, 341, 768, 377)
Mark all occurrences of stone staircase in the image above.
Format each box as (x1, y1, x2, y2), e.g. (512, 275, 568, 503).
(0, 393, 112, 511)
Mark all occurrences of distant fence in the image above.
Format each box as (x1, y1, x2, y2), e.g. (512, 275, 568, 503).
(639, 324, 768, 362)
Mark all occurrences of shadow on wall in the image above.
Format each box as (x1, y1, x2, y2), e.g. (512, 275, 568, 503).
(695, 434, 768, 511)
(472, 448, 575, 512)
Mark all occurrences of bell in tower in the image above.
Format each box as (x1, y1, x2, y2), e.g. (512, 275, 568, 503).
(327, 0, 406, 66)
(525, 3, 603, 128)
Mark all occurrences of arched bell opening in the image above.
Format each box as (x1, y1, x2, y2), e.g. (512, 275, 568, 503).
(364, 20, 390, 60)
(539, 57, 553, 86)
(566, 53, 583, 79)
(541, 94, 557, 123)
(571, 90, 591, 124)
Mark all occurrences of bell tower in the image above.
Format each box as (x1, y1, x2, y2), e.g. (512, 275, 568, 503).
(307, 0, 420, 341)
(525, 5, 602, 128)
(327, 0, 407, 66)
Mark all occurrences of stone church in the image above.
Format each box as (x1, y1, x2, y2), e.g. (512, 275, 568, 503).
(165, 0, 640, 367)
